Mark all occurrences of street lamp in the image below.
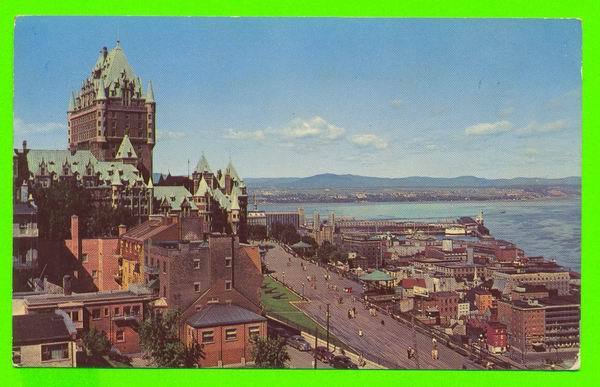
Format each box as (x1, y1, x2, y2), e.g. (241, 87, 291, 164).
(301, 282, 305, 298)
(282, 272, 285, 285)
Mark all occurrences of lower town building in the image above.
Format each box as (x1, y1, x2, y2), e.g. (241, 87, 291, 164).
(491, 268, 571, 296)
(21, 284, 156, 355)
(340, 235, 385, 268)
(37, 215, 121, 293)
(414, 291, 460, 325)
(184, 303, 267, 367)
(13, 183, 39, 291)
(485, 321, 508, 353)
(13, 310, 78, 367)
(497, 299, 546, 354)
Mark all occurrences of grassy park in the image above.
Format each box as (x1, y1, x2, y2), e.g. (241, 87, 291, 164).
(261, 275, 347, 349)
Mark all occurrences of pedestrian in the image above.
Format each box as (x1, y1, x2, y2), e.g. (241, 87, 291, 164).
(431, 348, 438, 360)
(358, 329, 364, 337)
(407, 346, 413, 359)
(380, 319, 385, 326)
(348, 309, 352, 319)
(432, 338, 437, 346)
(352, 307, 356, 318)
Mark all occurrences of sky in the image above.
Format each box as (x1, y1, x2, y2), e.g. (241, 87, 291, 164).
(14, 17, 581, 179)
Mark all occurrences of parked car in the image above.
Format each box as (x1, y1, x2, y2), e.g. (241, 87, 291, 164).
(331, 355, 358, 369)
(313, 346, 335, 363)
(269, 326, 293, 340)
(286, 335, 311, 351)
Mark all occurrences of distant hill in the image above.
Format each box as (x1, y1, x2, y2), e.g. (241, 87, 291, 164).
(244, 173, 581, 189)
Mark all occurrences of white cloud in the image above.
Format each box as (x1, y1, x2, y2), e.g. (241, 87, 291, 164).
(425, 144, 439, 150)
(350, 133, 388, 150)
(158, 130, 187, 140)
(280, 116, 345, 141)
(224, 129, 266, 140)
(520, 119, 570, 133)
(13, 117, 66, 134)
(464, 120, 513, 136)
(390, 98, 404, 108)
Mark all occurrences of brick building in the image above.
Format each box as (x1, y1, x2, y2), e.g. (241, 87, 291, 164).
(36, 215, 121, 293)
(184, 304, 267, 367)
(414, 291, 460, 325)
(474, 289, 494, 313)
(22, 284, 156, 355)
(497, 299, 546, 354)
(67, 41, 155, 180)
(485, 321, 508, 353)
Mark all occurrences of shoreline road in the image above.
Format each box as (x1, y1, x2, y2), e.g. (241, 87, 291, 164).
(265, 242, 481, 370)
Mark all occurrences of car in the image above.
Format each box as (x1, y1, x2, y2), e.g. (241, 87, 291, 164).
(330, 355, 358, 369)
(313, 346, 335, 363)
(286, 335, 311, 351)
(268, 326, 293, 340)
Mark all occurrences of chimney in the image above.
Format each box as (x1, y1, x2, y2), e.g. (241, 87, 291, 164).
(71, 215, 81, 259)
(22, 140, 27, 151)
(102, 46, 108, 59)
(118, 224, 127, 237)
(63, 275, 72, 296)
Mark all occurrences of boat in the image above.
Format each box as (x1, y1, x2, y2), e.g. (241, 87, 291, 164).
(445, 226, 466, 235)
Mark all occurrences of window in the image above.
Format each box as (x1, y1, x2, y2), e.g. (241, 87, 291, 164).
(124, 306, 131, 316)
(193, 259, 201, 269)
(103, 307, 109, 317)
(91, 308, 101, 320)
(225, 257, 232, 268)
(114, 307, 121, 316)
(41, 343, 69, 361)
(132, 305, 140, 316)
(70, 310, 80, 322)
(248, 326, 260, 338)
(225, 281, 232, 291)
(116, 330, 125, 342)
(81, 253, 88, 263)
(194, 282, 201, 293)
(201, 330, 214, 343)
(225, 328, 237, 341)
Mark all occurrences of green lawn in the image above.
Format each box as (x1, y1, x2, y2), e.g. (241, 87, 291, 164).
(261, 276, 346, 349)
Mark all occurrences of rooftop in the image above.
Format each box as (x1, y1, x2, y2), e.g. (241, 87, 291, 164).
(13, 310, 76, 345)
(187, 304, 266, 329)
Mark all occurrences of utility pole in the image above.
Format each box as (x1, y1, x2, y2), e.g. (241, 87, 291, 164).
(326, 303, 330, 351)
(314, 325, 318, 369)
(411, 313, 420, 369)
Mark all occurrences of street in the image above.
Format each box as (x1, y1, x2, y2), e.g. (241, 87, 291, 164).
(264, 242, 480, 370)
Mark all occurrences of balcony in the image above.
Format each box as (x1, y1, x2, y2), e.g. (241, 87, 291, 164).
(13, 225, 38, 238)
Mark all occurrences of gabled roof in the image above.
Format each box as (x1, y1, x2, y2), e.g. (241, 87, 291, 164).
(194, 176, 211, 197)
(115, 135, 138, 159)
(186, 304, 266, 329)
(94, 41, 142, 96)
(153, 186, 198, 211)
(195, 154, 212, 174)
(13, 310, 76, 345)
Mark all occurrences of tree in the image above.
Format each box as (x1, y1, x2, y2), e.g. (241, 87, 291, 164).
(139, 310, 203, 367)
(317, 241, 337, 263)
(248, 224, 268, 241)
(250, 335, 290, 368)
(82, 328, 111, 358)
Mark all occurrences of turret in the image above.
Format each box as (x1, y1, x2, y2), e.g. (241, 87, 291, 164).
(145, 81, 155, 145)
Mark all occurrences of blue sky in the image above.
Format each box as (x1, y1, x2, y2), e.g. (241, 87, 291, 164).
(14, 17, 581, 178)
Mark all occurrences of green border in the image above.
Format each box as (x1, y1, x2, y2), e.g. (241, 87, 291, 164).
(1, 1, 596, 386)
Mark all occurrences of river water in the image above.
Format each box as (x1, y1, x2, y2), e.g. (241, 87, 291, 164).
(261, 199, 581, 272)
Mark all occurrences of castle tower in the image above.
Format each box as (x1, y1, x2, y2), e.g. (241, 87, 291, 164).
(67, 41, 155, 180)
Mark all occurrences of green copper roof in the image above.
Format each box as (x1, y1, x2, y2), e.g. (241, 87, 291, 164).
(145, 81, 155, 103)
(153, 186, 198, 211)
(230, 189, 240, 211)
(96, 78, 107, 100)
(194, 176, 211, 197)
(359, 270, 394, 282)
(226, 159, 241, 182)
(195, 154, 212, 174)
(68, 92, 76, 111)
(26, 149, 146, 188)
(115, 135, 138, 159)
